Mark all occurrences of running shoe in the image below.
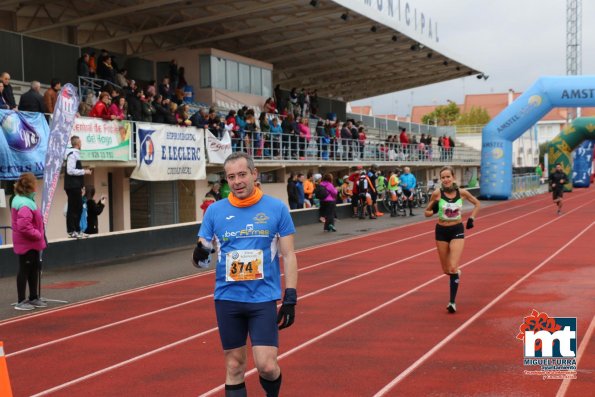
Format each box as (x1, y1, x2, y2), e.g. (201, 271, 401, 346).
(28, 299, 48, 308)
(15, 301, 35, 311)
(446, 302, 457, 313)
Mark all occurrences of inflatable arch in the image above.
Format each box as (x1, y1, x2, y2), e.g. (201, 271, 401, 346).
(480, 76, 595, 199)
(569, 139, 594, 188)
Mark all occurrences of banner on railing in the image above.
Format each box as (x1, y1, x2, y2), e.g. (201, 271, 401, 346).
(131, 123, 206, 181)
(0, 110, 49, 179)
(70, 118, 132, 161)
(205, 130, 232, 164)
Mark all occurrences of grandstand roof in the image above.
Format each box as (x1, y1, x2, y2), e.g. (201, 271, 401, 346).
(1, 0, 479, 102)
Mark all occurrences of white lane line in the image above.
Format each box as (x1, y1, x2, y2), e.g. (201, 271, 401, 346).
(30, 197, 577, 397)
(555, 313, 595, 397)
(373, 221, 595, 396)
(7, 193, 557, 358)
(0, 193, 548, 326)
(195, 199, 595, 396)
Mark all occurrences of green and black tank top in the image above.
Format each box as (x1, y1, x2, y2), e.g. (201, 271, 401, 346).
(438, 189, 463, 222)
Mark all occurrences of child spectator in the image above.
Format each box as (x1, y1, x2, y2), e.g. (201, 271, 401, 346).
(11, 172, 47, 311)
(84, 186, 106, 235)
(340, 175, 353, 203)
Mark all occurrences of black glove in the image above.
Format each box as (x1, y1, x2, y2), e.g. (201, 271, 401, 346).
(277, 288, 297, 330)
(466, 217, 475, 229)
(192, 241, 214, 269)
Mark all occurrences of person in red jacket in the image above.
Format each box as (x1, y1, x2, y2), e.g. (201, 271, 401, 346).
(399, 127, 409, 157)
(89, 92, 114, 120)
(11, 172, 47, 311)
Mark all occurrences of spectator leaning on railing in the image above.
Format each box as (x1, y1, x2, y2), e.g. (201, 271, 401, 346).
(89, 92, 113, 120)
(1, 72, 17, 110)
(141, 93, 156, 123)
(43, 79, 61, 114)
(127, 88, 143, 121)
(108, 96, 127, 120)
(151, 95, 167, 124)
(18, 81, 46, 113)
(0, 81, 11, 110)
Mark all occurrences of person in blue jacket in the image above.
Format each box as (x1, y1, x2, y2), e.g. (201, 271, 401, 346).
(399, 166, 417, 216)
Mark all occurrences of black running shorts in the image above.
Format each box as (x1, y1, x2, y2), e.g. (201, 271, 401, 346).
(435, 223, 465, 243)
(552, 188, 564, 200)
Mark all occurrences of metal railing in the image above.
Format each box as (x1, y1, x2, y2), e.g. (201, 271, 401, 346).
(104, 115, 479, 164)
(347, 113, 439, 137)
(512, 174, 541, 194)
(78, 76, 122, 100)
(199, 130, 480, 164)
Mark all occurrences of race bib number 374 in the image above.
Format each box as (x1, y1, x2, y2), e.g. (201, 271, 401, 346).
(226, 250, 264, 282)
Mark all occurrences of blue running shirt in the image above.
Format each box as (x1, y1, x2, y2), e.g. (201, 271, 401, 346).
(198, 195, 296, 303)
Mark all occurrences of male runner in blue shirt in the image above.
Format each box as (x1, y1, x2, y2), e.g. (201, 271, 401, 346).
(194, 152, 298, 397)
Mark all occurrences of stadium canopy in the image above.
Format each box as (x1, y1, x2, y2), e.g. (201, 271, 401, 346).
(0, 0, 480, 102)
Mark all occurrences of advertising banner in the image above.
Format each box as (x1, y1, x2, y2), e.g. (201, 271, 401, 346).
(41, 83, 79, 226)
(131, 123, 206, 181)
(205, 130, 232, 164)
(0, 109, 49, 179)
(71, 118, 132, 161)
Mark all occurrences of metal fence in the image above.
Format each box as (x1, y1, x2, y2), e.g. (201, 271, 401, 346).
(113, 118, 479, 164)
(512, 174, 541, 194)
(347, 113, 439, 137)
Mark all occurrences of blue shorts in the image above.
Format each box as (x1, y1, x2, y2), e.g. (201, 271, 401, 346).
(215, 300, 279, 350)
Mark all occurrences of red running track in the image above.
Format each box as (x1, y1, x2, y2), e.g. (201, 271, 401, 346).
(1, 189, 594, 397)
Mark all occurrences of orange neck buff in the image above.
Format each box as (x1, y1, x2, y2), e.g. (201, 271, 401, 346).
(228, 187, 263, 208)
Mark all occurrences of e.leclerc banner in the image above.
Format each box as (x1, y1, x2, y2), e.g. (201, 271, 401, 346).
(0, 109, 50, 179)
(131, 123, 206, 181)
(41, 83, 79, 226)
(71, 118, 132, 161)
(206, 130, 232, 164)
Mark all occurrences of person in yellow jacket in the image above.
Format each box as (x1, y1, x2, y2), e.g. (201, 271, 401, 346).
(387, 169, 401, 217)
(303, 171, 315, 207)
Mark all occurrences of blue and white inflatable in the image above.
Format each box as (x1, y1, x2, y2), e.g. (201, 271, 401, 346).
(481, 76, 595, 199)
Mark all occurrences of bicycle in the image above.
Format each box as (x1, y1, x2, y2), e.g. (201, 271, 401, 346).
(385, 187, 407, 216)
(357, 193, 366, 219)
(357, 192, 376, 219)
(413, 183, 429, 208)
(380, 191, 392, 213)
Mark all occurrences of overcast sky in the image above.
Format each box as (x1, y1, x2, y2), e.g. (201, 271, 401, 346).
(352, 0, 595, 116)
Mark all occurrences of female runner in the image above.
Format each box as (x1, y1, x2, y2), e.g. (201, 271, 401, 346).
(425, 166, 480, 313)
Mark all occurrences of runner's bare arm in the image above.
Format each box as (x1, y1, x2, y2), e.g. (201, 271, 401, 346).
(424, 189, 441, 217)
(279, 234, 298, 289)
(460, 189, 481, 219)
